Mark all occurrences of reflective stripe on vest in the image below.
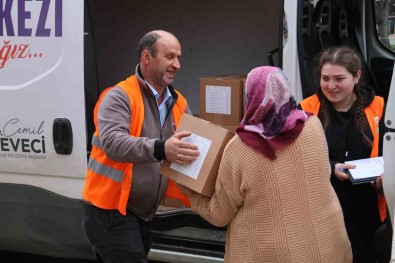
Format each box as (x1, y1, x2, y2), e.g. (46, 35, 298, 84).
(300, 94, 387, 222)
(83, 75, 189, 215)
(88, 136, 123, 182)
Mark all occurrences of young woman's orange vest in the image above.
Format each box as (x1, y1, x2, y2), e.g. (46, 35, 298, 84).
(300, 94, 387, 222)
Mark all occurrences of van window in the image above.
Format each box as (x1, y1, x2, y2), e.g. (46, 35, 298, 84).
(375, 0, 395, 52)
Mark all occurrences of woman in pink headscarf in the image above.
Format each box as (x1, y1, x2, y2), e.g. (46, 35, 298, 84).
(181, 66, 352, 263)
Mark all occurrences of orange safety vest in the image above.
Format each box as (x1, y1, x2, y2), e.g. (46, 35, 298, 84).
(83, 75, 190, 215)
(300, 94, 387, 222)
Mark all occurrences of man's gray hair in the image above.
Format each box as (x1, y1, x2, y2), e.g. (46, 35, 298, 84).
(137, 31, 161, 61)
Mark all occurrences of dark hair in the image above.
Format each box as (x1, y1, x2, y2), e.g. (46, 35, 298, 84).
(314, 45, 362, 79)
(315, 46, 372, 147)
(137, 31, 161, 61)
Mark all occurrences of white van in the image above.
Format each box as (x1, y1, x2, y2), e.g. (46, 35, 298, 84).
(0, 0, 394, 262)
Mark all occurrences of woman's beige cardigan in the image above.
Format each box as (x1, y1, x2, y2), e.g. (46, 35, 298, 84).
(184, 116, 352, 263)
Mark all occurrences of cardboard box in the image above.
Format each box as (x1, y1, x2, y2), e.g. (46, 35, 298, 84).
(219, 124, 239, 133)
(199, 74, 246, 126)
(160, 114, 234, 197)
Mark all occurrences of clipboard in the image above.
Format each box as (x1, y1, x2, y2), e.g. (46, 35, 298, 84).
(345, 170, 379, 185)
(344, 157, 384, 185)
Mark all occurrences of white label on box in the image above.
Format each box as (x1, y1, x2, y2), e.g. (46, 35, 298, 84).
(205, 85, 231, 115)
(170, 133, 212, 179)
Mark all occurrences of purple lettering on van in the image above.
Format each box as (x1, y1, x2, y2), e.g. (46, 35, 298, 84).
(37, 0, 62, 37)
(0, 0, 14, 36)
(18, 0, 32, 37)
(55, 0, 62, 36)
(0, 0, 62, 37)
(36, 0, 50, 36)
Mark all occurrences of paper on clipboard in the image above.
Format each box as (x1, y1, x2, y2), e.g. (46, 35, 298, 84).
(345, 156, 384, 183)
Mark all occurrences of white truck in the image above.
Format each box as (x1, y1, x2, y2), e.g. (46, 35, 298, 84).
(0, 0, 394, 262)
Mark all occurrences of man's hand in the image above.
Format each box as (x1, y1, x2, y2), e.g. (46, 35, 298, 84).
(165, 131, 200, 165)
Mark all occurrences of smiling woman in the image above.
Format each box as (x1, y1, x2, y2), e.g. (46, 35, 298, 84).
(320, 63, 359, 112)
(299, 45, 393, 263)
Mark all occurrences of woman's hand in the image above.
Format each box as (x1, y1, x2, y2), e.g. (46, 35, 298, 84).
(371, 176, 384, 194)
(334, 163, 356, 181)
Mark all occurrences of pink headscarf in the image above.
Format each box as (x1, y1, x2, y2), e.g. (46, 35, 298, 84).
(236, 66, 310, 160)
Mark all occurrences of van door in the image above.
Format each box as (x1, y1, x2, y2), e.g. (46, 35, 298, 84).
(0, 0, 86, 199)
(365, 0, 395, 231)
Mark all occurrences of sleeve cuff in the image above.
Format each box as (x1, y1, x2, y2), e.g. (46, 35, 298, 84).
(330, 160, 336, 176)
(153, 140, 166, 160)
